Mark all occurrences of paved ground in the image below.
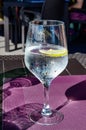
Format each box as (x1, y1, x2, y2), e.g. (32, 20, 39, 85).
(0, 36, 24, 55)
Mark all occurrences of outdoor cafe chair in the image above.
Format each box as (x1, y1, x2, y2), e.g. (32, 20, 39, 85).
(0, 3, 20, 50)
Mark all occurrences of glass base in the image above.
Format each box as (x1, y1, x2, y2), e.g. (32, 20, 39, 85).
(30, 110, 64, 125)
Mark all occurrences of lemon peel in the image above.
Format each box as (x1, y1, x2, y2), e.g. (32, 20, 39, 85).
(39, 49, 68, 57)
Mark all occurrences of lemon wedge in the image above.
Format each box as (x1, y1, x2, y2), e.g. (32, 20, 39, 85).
(39, 49, 68, 57)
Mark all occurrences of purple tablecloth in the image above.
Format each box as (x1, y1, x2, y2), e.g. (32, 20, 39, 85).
(2, 75, 86, 130)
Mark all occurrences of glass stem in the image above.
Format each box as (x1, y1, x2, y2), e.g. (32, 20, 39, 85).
(41, 83, 52, 116)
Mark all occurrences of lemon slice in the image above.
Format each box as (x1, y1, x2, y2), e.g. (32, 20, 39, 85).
(39, 49, 68, 57)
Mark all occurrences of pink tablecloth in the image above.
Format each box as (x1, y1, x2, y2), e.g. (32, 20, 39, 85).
(2, 75, 86, 130)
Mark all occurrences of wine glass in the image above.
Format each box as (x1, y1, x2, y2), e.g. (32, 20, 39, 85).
(24, 20, 68, 125)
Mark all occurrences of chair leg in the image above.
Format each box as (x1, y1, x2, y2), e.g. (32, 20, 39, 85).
(22, 24, 25, 51)
(14, 23, 18, 50)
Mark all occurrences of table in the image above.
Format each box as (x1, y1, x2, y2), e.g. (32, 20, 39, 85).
(1, 58, 86, 129)
(2, 75, 86, 130)
(3, 0, 43, 52)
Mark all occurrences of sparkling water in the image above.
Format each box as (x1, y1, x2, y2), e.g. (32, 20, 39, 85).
(25, 45, 68, 86)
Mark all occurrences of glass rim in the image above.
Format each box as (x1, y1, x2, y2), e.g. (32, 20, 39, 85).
(29, 19, 64, 26)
